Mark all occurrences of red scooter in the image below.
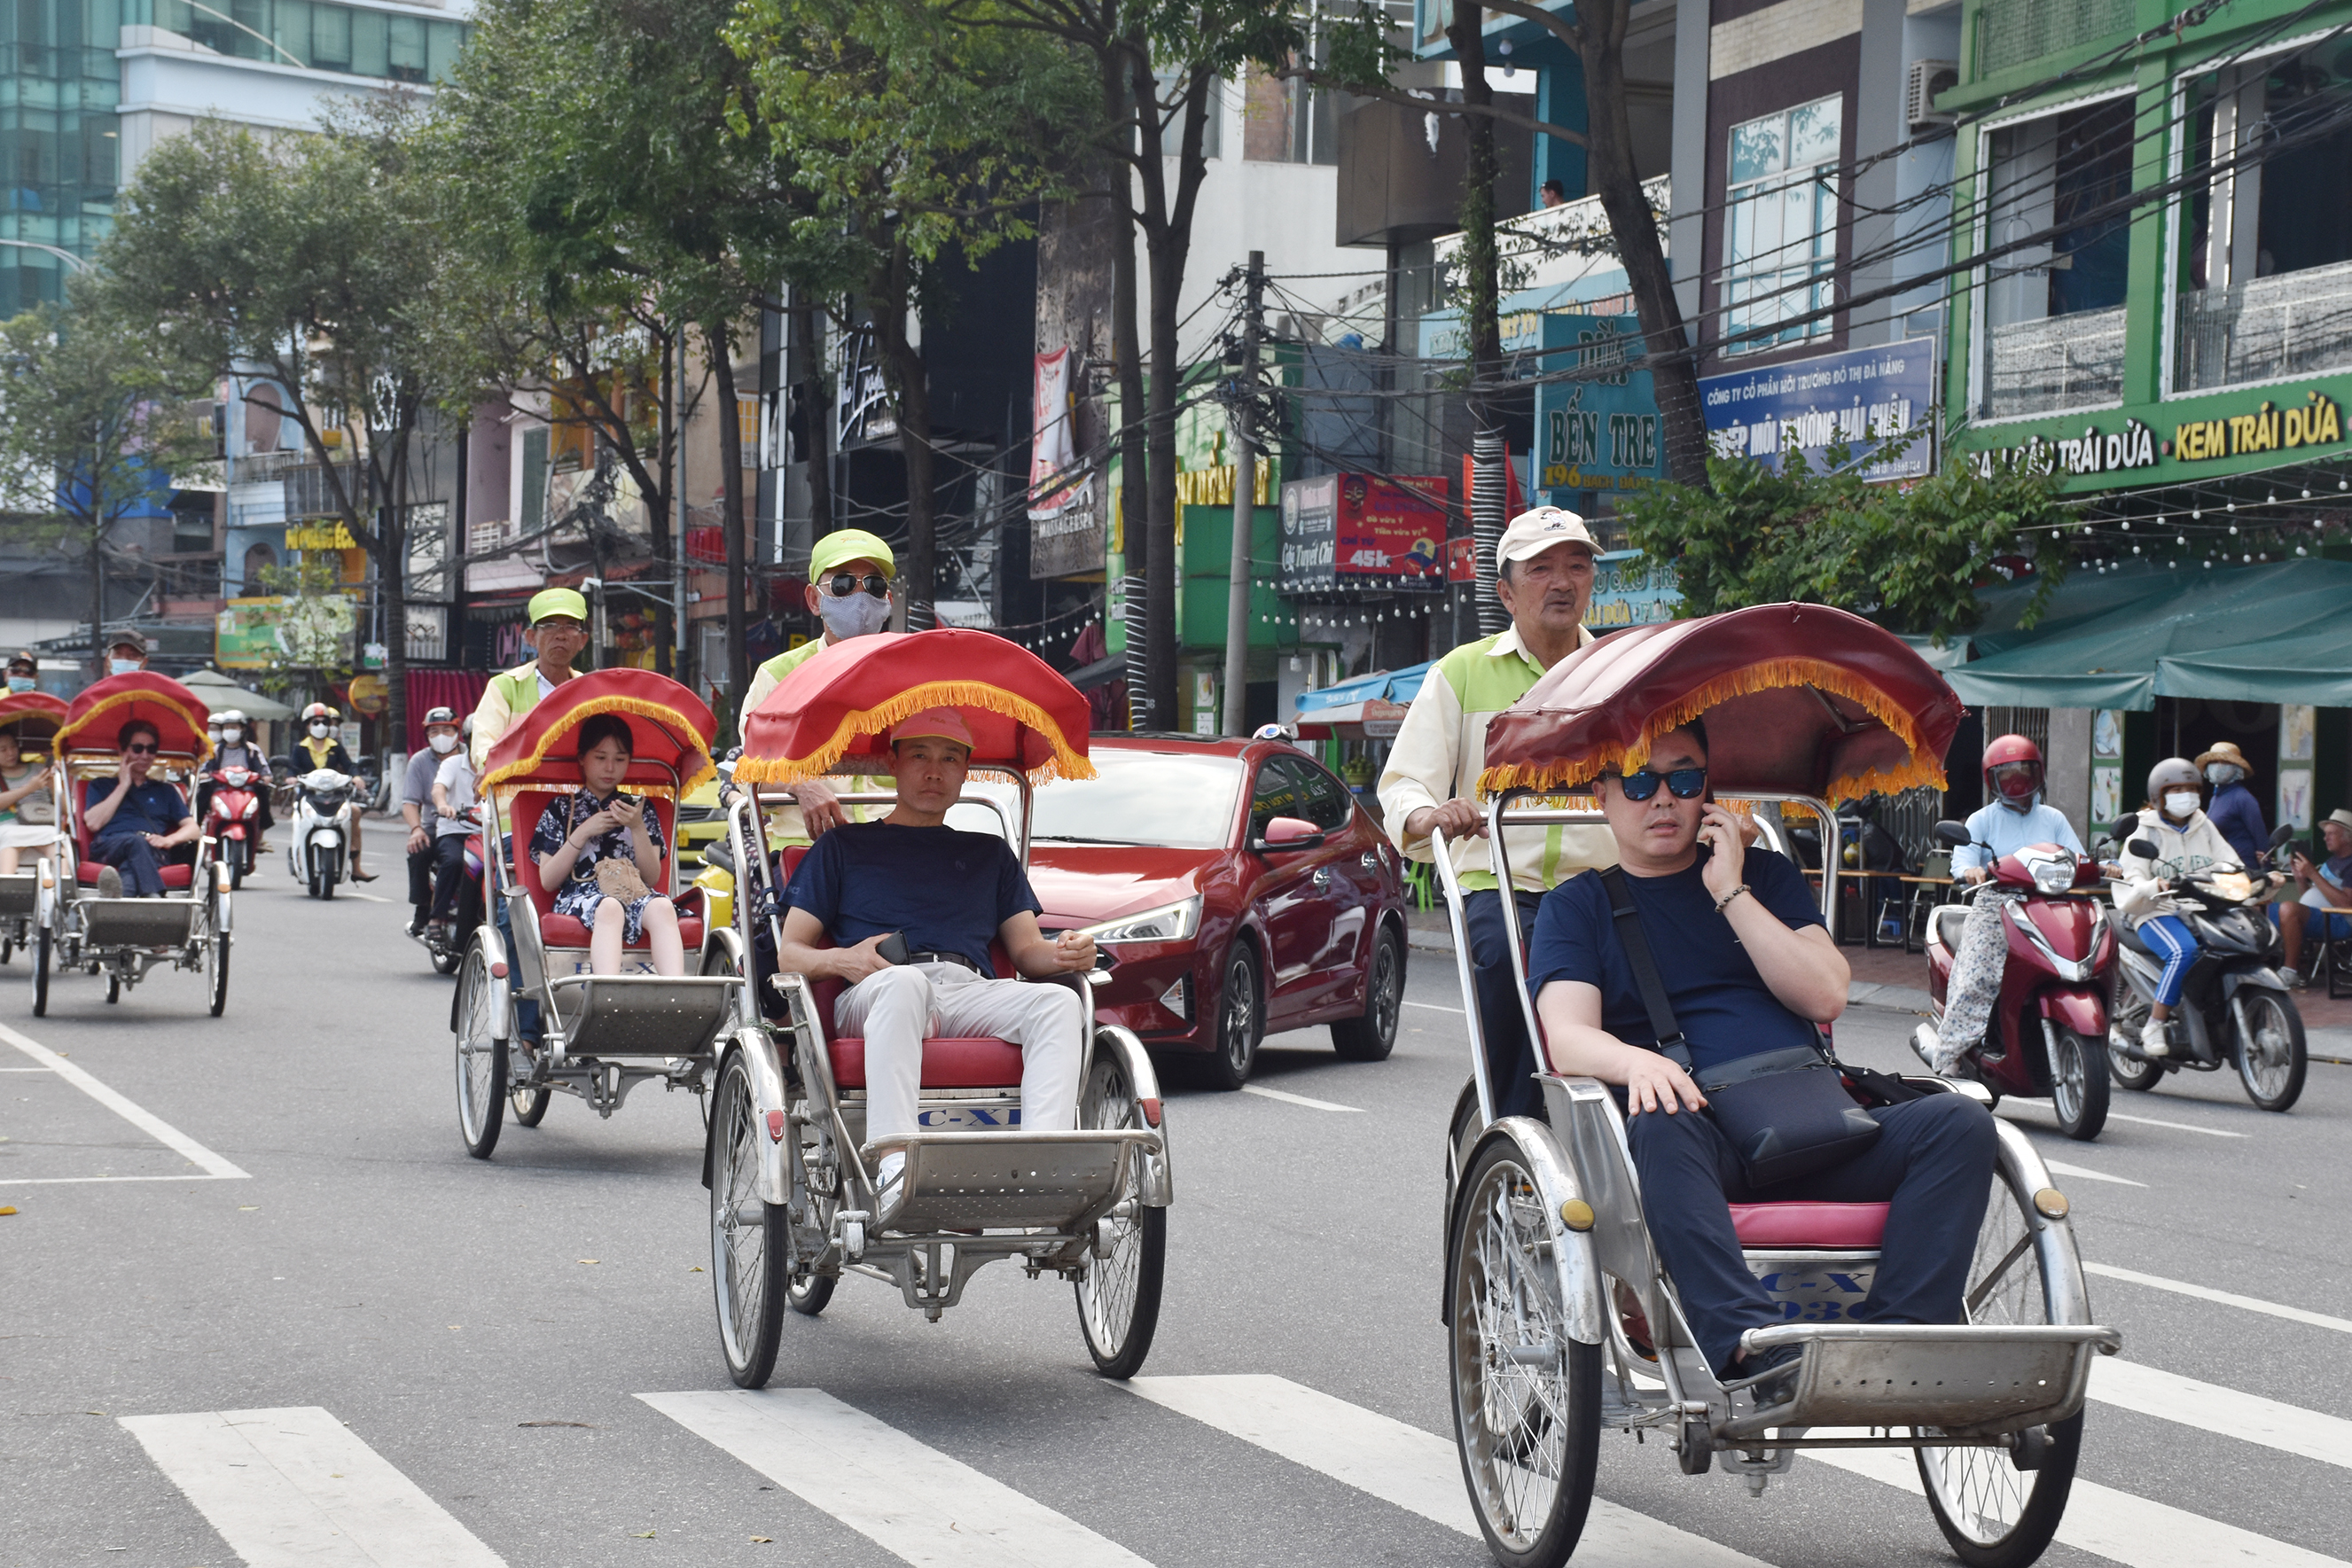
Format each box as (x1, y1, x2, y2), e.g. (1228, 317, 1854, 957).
(1911, 821, 2117, 1139)
(206, 766, 264, 890)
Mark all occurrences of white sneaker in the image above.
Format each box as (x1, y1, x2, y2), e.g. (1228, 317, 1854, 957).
(2139, 1017, 2171, 1058)
(95, 866, 122, 900)
(874, 1151, 907, 1222)
(2282, 966, 2308, 990)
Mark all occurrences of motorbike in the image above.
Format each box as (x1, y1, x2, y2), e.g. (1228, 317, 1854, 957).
(1911, 820, 2116, 1139)
(2106, 817, 2308, 1112)
(414, 806, 485, 976)
(204, 766, 265, 890)
(286, 767, 359, 900)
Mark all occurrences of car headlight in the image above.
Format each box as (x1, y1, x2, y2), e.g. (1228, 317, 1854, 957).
(1080, 895, 1202, 945)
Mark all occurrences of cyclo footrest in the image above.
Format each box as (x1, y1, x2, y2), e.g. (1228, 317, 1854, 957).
(79, 897, 202, 948)
(864, 1129, 1161, 1236)
(1720, 1322, 2122, 1439)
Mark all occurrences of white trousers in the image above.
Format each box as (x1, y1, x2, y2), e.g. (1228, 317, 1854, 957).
(833, 962, 1083, 1144)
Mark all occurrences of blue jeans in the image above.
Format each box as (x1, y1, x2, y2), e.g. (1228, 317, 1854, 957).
(91, 832, 166, 897)
(2138, 914, 2200, 1006)
(1465, 889, 1547, 1119)
(1628, 1092, 1998, 1373)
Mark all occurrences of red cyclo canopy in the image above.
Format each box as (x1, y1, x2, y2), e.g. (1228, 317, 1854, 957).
(57, 673, 215, 761)
(480, 667, 717, 793)
(1481, 603, 1963, 805)
(0, 691, 69, 743)
(737, 628, 1094, 784)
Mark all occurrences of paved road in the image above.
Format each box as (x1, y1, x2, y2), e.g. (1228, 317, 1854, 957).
(4, 862, 2349, 1566)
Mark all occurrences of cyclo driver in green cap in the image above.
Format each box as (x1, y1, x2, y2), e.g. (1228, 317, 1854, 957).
(469, 587, 589, 769)
(732, 528, 899, 846)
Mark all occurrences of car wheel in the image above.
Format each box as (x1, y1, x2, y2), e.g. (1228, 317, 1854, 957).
(1200, 942, 1262, 1090)
(1331, 924, 1404, 1062)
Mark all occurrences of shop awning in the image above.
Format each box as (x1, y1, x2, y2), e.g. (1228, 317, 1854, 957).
(1947, 558, 2352, 710)
(1295, 660, 1434, 714)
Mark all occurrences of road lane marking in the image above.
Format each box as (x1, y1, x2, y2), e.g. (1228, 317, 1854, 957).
(119, 1406, 504, 1568)
(640, 1388, 1150, 1567)
(1403, 1000, 1465, 1013)
(2042, 1158, 2145, 1187)
(1806, 1439, 2349, 1567)
(2002, 1103, 2247, 1138)
(2086, 1261, 2352, 1336)
(2094, 1359, 2352, 1470)
(345, 892, 393, 903)
(1239, 1083, 1364, 1113)
(0, 1021, 247, 1183)
(1125, 1374, 1772, 1567)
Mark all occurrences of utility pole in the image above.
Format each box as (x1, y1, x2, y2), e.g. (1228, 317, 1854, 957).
(1221, 251, 1264, 738)
(675, 326, 691, 678)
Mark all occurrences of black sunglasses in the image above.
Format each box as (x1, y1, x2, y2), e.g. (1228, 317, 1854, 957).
(1614, 766, 1707, 801)
(125, 742, 159, 754)
(823, 573, 890, 600)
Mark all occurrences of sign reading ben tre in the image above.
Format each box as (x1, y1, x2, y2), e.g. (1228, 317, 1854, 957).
(1700, 339, 1935, 482)
(1534, 314, 1664, 493)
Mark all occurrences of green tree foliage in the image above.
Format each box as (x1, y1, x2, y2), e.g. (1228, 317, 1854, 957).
(0, 290, 214, 674)
(1619, 446, 2075, 642)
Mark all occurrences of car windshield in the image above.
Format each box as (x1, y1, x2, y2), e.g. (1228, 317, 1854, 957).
(1023, 750, 1244, 851)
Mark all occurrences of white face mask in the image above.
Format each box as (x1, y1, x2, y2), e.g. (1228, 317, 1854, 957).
(817, 588, 892, 640)
(109, 658, 140, 676)
(2163, 790, 2200, 819)
(428, 732, 457, 754)
(309, 722, 331, 738)
(222, 727, 242, 745)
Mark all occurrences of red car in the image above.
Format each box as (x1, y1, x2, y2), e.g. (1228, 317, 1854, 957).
(1021, 734, 1410, 1089)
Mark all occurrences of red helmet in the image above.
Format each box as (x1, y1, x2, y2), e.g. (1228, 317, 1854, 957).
(1983, 734, 2043, 802)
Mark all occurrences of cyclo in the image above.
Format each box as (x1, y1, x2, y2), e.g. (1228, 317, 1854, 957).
(701, 628, 1170, 1389)
(450, 669, 742, 1157)
(1433, 605, 2117, 1568)
(0, 690, 68, 963)
(33, 673, 232, 1017)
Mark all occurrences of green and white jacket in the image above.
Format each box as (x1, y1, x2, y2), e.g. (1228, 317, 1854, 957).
(1375, 623, 1616, 894)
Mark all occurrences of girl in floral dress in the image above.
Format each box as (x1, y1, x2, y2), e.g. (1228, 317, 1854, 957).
(531, 713, 685, 976)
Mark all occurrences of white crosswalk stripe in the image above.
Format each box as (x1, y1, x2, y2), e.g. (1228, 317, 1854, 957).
(1125, 1373, 1773, 1567)
(640, 1388, 1152, 1567)
(118, 1406, 504, 1568)
(1806, 1441, 2352, 1568)
(2087, 1261, 2352, 1336)
(2093, 1358, 2352, 1471)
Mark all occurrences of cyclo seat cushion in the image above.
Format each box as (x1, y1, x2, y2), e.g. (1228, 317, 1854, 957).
(74, 779, 195, 889)
(508, 789, 699, 949)
(1729, 1201, 1889, 1249)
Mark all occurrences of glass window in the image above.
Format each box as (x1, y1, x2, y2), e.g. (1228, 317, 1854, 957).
(1974, 98, 2132, 417)
(387, 13, 426, 82)
(350, 6, 387, 79)
(1156, 72, 1223, 160)
(1722, 96, 1842, 354)
(2176, 42, 2352, 391)
(310, 4, 352, 70)
(1289, 760, 1354, 831)
(1028, 750, 1244, 851)
(1250, 756, 1348, 836)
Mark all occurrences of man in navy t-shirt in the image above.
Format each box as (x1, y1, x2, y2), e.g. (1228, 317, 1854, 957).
(82, 719, 199, 897)
(776, 707, 1098, 1218)
(1527, 718, 1996, 1385)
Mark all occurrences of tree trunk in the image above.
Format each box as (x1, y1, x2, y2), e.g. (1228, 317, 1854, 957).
(88, 512, 105, 681)
(1447, 4, 1511, 635)
(1108, 35, 1151, 728)
(653, 324, 676, 677)
(797, 303, 834, 546)
(379, 417, 410, 767)
(708, 320, 750, 739)
(877, 245, 937, 634)
(1575, 1, 1707, 486)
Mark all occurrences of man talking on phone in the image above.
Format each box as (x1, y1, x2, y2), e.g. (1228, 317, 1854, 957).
(772, 708, 1097, 1221)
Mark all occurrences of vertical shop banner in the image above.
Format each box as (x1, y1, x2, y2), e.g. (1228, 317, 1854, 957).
(1028, 347, 1102, 577)
(2278, 704, 2317, 830)
(2092, 709, 2126, 827)
(1533, 315, 1665, 496)
(1700, 339, 1937, 480)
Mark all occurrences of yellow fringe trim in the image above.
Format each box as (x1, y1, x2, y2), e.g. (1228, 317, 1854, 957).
(479, 692, 717, 797)
(733, 680, 1097, 786)
(1478, 657, 1949, 807)
(56, 686, 215, 763)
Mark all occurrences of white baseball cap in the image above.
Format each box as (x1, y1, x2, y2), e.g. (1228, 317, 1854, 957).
(1496, 505, 1600, 565)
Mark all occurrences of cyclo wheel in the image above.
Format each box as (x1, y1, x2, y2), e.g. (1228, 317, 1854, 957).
(206, 929, 229, 1018)
(2235, 989, 2306, 1112)
(710, 1049, 787, 1388)
(1073, 1047, 1167, 1379)
(1448, 1132, 1600, 1568)
(1915, 1135, 2084, 1568)
(32, 924, 51, 1017)
(511, 1083, 551, 1126)
(453, 940, 507, 1159)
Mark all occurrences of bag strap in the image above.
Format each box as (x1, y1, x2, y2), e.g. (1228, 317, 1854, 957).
(1597, 865, 1692, 1072)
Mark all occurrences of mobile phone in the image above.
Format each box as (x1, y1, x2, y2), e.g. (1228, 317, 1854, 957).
(875, 932, 910, 965)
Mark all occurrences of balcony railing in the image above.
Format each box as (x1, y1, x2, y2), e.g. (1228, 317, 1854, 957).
(1982, 306, 2126, 419)
(2175, 259, 2352, 392)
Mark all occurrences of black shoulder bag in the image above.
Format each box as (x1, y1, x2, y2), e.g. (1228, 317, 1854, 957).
(1597, 866, 1885, 1187)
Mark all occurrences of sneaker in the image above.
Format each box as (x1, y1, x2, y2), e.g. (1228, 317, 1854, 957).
(2139, 1016, 2171, 1058)
(2281, 966, 2308, 990)
(406, 913, 428, 938)
(95, 866, 122, 900)
(1736, 1343, 1806, 1397)
(874, 1151, 907, 1224)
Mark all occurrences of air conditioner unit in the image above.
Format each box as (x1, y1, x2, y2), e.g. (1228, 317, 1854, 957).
(1907, 59, 1959, 129)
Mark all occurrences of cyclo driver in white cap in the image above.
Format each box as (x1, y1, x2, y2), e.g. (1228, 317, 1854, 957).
(771, 706, 1099, 1220)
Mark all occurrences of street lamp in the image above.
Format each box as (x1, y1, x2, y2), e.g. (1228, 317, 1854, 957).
(0, 238, 91, 274)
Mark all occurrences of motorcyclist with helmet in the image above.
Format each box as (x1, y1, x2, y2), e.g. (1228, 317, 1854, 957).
(2113, 758, 2282, 1058)
(401, 706, 463, 935)
(295, 701, 374, 881)
(198, 707, 275, 855)
(1926, 736, 2087, 1075)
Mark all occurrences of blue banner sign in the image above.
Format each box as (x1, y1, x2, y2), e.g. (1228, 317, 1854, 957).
(1533, 315, 1666, 494)
(1700, 339, 1936, 481)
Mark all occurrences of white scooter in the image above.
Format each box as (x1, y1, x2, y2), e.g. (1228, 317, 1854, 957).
(286, 767, 359, 900)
